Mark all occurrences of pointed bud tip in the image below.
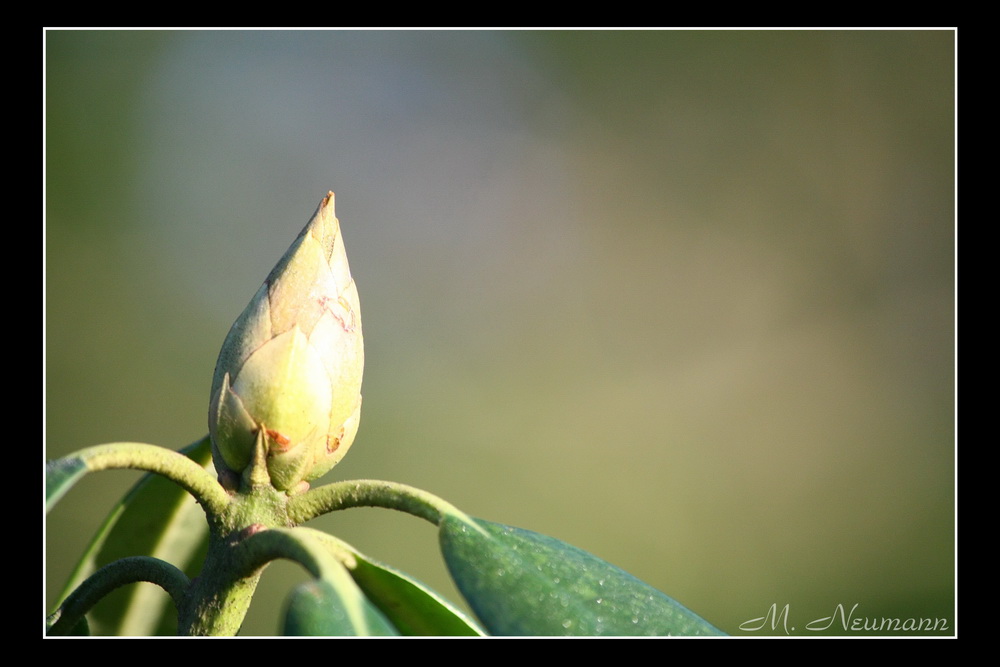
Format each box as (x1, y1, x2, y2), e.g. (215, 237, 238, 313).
(321, 191, 335, 218)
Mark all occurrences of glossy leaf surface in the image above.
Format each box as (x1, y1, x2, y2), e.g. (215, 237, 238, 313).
(440, 515, 725, 636)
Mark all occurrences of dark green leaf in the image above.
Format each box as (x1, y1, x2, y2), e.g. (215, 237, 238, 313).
(347, 552, 485, 636)
(52, 437, 213, 636)
(283, 580, 398, 636)
(440, 515, 725, 637)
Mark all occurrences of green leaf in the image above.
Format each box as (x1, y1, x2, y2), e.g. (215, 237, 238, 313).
(283, 580, 398, 636)
(52, 437, 213, 636)
(346, 551, 485, 636)
(46, 457, 88, 513)
(439, 515, 726, 637)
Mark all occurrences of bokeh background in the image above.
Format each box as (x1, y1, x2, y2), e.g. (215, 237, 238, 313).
(45, 30, 954, 636)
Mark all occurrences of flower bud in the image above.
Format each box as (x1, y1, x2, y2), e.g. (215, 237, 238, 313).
(209, 192, 363, 491)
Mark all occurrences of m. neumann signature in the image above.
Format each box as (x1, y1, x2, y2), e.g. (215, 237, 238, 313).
(739, 603, 950, 635)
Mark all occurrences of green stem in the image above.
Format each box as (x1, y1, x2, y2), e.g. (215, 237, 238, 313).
(287, 479, 468, 526)
(239, 527, 346, 580)
(67, 442, 230, 521)
(178, 526, 351, 636)
(46, 557, 190, 636)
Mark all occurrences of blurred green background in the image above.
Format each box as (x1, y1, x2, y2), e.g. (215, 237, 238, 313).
(45, 30, 954, 636)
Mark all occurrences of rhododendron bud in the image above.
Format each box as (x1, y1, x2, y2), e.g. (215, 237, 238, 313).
(209, 192, 363, 492)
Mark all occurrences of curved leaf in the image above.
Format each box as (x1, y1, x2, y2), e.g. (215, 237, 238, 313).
(282, 579, 397, 636)
(52, 437, 213, 636)
(440, 515, 725, 637)
(46, 457, 88, 513)
(347, 551, 485, 636)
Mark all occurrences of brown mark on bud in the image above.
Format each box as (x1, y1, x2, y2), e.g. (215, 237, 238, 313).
(326, 426, 345, 455)
(319, 294, 358, 333)
(265, 428, 292, 449)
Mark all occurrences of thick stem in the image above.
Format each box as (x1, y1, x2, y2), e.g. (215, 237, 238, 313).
(176, 532, 263, 637)
(176, 482, 294, 636)
(176, 527, 350, 636)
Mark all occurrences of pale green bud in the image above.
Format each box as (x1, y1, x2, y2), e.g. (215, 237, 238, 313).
(209, 192, 364, 492)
